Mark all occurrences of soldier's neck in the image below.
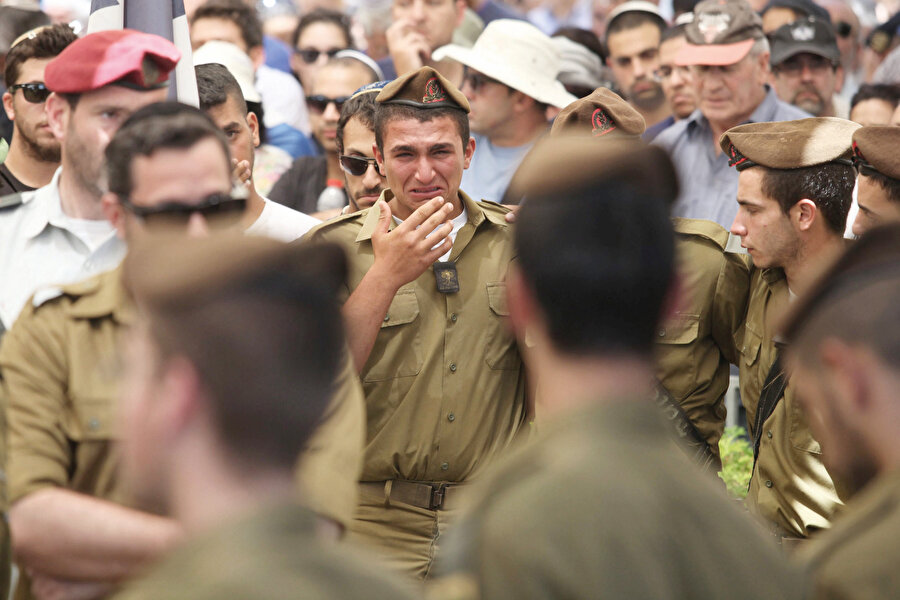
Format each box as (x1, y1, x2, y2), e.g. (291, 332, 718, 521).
(782, 231, 844, 296)
(58, 165, 105, 220)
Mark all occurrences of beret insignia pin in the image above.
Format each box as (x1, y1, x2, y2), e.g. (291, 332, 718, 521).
(423, 77, 447, 104)
(591, 108, 616, 136)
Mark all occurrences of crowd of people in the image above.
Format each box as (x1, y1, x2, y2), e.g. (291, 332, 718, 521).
(0, 0, 900, 597)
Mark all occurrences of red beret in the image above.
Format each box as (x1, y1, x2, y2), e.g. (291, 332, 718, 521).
(45, 29, 180, 94)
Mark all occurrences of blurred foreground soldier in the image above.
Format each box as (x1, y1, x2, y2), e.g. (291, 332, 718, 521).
(110, 236, 415, 600)
(769, 17, 846, 119)
(722, 117, 858, 541)
(310, 67, 527, 579)
(548, 88, 749, 472)
(849, 126, 900, 235)
(783, 226, 900, 599)
(0, 30, 177, 333)
(430, 137, 806, 600)
(1, 24, 76, 196)
(655, 0, 808, 229)
(0, 104, 366, 599)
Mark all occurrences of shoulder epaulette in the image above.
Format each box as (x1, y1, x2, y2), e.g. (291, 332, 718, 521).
(671, 217, 729, 249)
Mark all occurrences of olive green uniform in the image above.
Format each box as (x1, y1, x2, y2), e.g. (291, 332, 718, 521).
(309, 190, 527, 578)
(0, 268, 366, 598)
(655, 218, 750, 465)
(112, 504, 418, 600)
(799, 471, 900, 599)
(431, 400, 808, 600)
(739, 268, 843, 539)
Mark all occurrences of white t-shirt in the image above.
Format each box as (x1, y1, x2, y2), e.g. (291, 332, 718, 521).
(55, 213, 117, 253)
(245, 198, 321, 242)
(394, 206, 468, 262)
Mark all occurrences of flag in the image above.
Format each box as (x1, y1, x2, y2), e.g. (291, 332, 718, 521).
(87, 0, 199, 106)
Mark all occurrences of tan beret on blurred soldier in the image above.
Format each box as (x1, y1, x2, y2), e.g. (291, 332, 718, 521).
(850, 126, 900, 235)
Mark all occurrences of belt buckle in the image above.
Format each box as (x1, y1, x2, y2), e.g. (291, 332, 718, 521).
(429, 483, 447, 510)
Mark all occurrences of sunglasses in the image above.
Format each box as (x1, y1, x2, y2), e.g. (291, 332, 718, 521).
(464, 71, 505, 93)
(296, 47, 343, 64)
(306, 94, 349, 113)
(119, 192, 247, 229)
(339, 155, 381, 177)
(10, 82, 51, 103)
(835, 20, 854, 39)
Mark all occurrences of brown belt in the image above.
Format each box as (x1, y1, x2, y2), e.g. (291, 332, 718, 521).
(359, 480, 466, 511)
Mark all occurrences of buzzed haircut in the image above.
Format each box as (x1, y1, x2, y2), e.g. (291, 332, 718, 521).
(374, 104, 469, 156)
(337, 91, 378, 154)
(291, 7, 352, 49)
(191, 0, 263, 50)
(757, 163, 856, 234)
(605, 11, 665, 45)
(196, 62, 247, 114)
(850, 83, 900, 111)
(514, 148, 676, 357)
(4, 23, 77, 88)
(105, 102, 230, 199)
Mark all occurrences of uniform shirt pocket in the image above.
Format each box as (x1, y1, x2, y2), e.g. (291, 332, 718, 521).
(484, 282, 519, 370)
(363, 288, 423, 382)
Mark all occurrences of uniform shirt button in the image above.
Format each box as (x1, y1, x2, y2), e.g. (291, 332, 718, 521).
(88, 418, 100, 431)
(766, 431, 773, 439)
(448, 413, 455, 422)
(658, 328, 666, 337)
(441, 462, 449, 471)
(765, 480, 773, 488)
(383, 314, 390, 322)
(449, 363, 457, 372)
(450, 313, 458, 323)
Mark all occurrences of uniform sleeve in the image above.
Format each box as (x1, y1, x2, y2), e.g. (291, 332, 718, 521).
(293, 349, 366, 529)
(711, 252, 752, 367)
(0, 301, 72, 503)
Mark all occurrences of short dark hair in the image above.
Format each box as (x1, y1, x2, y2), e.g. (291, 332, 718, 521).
(553, 26, 606, 62)
(144, 243, 348, 472)
(105, 102, 230, 198)
(605, 11, 665, 46)
(860, 169, 900, 205)
(660, 23, 688, 44)
(196, 62, 247, 114)
(514, 149, 676, 357)
(673, 0, 700, 18)
(337, 91, 377, 154)
(4, 23, 76, 88)
(757, 162, 856, 234)
(191, 0, 263, 50)
(291, 8, 352, 49)
(0, 6, 50, 58)
(374, 104, 469, 156)
(850, 82, 900, 111)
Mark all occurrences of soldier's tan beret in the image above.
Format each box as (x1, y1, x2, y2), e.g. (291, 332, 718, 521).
(549, 87, 646, 139)
(852, 126, 900, 181)
(720, 117, 860, 171)
(123, 233, 346, 311)
(375, 66, 469, 113)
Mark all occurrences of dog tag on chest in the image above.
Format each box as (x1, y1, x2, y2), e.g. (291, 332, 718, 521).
(433, 261, 460, 294)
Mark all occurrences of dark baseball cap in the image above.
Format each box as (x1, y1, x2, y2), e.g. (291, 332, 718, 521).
(676, 0, 765, 66)
(770, 17, 841, 66)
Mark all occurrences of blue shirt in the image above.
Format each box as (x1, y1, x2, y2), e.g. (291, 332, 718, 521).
(654, 87, 810, 228)
(461, 133, 536, 203)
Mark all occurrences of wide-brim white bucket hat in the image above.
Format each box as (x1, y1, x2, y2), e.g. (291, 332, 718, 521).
(432, 19, 577, 109)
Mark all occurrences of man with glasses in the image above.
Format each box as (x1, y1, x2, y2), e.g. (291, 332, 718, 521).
(0, 30, 177, 335)
(0, 24, 75, 198)
(645, 22, 698, 141)
(270, 57, 378, 215)
(290, 8, 353, 92)
(432, 19, 576, 203)
(654, 0, 807, 228)
(770, 17, 848, 118)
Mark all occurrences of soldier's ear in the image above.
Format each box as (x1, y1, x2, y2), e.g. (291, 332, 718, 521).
(45, 93, 69, 143)
(101, 193, 128, 239)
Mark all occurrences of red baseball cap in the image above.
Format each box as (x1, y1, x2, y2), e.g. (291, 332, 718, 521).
(45, 29, 180, 94)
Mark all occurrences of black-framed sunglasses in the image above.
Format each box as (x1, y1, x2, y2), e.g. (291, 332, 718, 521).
(119, 192, 247, 228)
(296, 47, 343, 64)
(10, 82, 51, 103)
(463, 71, 504, 93)
(306, 94, 349, 113)
(339, 155, 381, 177)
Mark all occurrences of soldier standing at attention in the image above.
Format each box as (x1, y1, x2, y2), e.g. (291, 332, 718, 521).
(310, 66, 527, 580)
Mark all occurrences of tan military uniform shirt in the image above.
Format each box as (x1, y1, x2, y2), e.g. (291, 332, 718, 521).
(739, 268, 843, 538)
(0, 267, 365, 525)
(310, 191, 527, 483)
(431, 400, 808, 600)
(655, 218, 750, 458)
(800, 470, 900, 599)
(112, 504, 418, 600)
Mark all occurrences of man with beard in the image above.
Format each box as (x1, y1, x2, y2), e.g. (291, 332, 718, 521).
(783, 226, 900, 598)
(771, 17, 847, 118)
(0, 30, 176, 335)
(333, 81, 388, 216)
(604, 2, 671, 129)
(1, 24, 75, 197)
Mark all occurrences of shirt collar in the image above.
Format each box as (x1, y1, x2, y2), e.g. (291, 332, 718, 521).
(355, 188, 489, 243)
(22, 167, 63, 240)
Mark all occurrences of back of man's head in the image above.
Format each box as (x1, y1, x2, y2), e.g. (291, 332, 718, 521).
(123, 234, 347, 473)
(4, 23, 76, 87)
(510, 137, 677, 357)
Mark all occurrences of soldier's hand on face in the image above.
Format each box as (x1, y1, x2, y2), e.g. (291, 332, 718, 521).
(371, 197, 454, 289)
(231, 158, 252, 188)
(386, 19, 430, 76)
